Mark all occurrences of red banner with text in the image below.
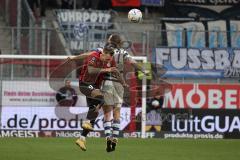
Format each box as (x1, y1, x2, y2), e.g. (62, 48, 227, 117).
(163, 84, 240, 109)
(111, 0, 140, 7)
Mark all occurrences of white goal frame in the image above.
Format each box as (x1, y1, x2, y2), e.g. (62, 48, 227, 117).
(132, 56, 147, 138)
(0, 54, 148, 138)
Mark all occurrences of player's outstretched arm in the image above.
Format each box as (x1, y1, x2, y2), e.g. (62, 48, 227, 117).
(68, 52, 92, 60)
(124, 52, 149, 75)
(88, 66, 118, 74)
(130, 58, 150, 75)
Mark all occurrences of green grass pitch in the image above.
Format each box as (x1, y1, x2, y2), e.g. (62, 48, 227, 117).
(0, 138, 239, 160)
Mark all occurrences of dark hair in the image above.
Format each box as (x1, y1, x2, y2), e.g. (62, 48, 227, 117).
(108, 34, 122, 47)
(103, 43, 116, 56)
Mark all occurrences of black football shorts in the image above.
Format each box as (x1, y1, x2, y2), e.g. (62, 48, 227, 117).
(79, 81, 96, 97)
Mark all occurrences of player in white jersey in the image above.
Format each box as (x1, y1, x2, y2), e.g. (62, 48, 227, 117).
(101, 34, 147, 152)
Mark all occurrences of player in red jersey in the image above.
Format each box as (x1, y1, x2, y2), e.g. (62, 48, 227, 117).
(71, 43, 126, 151)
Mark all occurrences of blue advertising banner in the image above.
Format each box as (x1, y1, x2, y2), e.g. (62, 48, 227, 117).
(165, 22, 206, 48)
(164, 21, 236, 48)
(230, 20, 240, 48)
(207, 20, 227, 48)
(155, 47, 240, 78)
(141, 0, 165, 6)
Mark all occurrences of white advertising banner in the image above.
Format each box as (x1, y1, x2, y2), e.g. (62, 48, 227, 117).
(0, 106, 141, 131)
(2, 81, 57, 106)
(2, 81, 87, 107)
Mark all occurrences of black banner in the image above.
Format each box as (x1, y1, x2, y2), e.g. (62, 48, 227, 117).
(170, 0, 240, 5)
(165, 1, 240, 19)
(161, 109, 240, 139)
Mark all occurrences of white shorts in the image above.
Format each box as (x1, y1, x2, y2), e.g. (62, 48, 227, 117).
(101, 80, 124, 107)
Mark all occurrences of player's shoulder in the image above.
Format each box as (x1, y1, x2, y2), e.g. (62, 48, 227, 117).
(114, 48, 128, 55)
(87, 51, 101, 64)
(89, 51, 101, 58)
(90, 47, 103, 53)
(119, 49, 132, 59)
(96, 47, 103, 53)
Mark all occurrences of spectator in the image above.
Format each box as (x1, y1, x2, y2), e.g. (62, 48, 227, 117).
(145, 92, 164, 132)
(61, 0, 73, 9)
(40, 0, 46, 17)
(48, 0, 61, 9)
(90, 0, 100, 9)
(27, 0, 39, 19)
(147, 93, 164, 113)
(27, 0, 39, 11)
(56, 80, 78, 107)
(27, 0, 46, 17)
(98, 0, 111, 10)
(76, 0, 100, 9)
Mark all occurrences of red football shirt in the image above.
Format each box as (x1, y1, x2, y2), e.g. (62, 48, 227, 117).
(79, 51, 115, 87)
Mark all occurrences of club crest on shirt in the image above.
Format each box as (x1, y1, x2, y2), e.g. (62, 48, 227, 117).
(107, 62, 111, 67)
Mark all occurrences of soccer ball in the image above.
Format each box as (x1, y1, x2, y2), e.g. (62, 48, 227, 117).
(128, 9, 142, 23)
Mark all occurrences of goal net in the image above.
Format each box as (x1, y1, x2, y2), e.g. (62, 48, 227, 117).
(0, 54, 149, 138)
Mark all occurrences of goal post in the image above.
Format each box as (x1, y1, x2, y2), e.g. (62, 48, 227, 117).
(0, 54, 148, 138)
(131, 56, 148, 138)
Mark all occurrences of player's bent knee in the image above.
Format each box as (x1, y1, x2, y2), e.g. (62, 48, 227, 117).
(91, 89, 102, 97)
(114, 104, 122, 109)
(103, 105, 113, 113)
(90, 95, 104, 107)
(113, 107, 121, 120)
